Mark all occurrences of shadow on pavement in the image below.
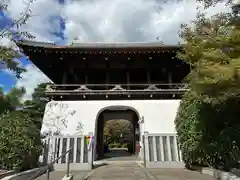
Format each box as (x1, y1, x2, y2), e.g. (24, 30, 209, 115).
(96, 148, 140, 162)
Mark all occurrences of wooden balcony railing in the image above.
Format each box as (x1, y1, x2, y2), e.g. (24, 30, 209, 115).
(45, 83, 189, 96)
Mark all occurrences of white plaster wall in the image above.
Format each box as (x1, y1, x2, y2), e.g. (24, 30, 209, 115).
(41, 100, 180, 136)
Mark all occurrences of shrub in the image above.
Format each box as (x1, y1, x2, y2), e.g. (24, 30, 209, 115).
(121, 144, 127, 148)
(116, 143, 122, 148)
(108, 143, 121, 148)
(175, 91, 240, 171)
(0, 111, 43, 171)
(108, 144, 114, 148)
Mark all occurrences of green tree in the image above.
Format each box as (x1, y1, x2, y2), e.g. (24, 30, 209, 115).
(0, 0, 35, 78)
(175, 2, 240, 170)
(104, 120, 133, 145)
(0, 83, 49, 171)
(23, 82, 51, 129)
(0, 111, 42, 171)
(178, 12, 240, 104)
(197, 0, 239, 8)
(0, 87, 25, 113)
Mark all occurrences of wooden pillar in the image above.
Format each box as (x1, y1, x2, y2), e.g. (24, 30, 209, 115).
(106, 71, 109, 90)
(147, 57, 151, 84)
(73, 69, 79, 83)
(96, 114, 105, 159)
(106, 58, 109, 90)
(100, 118, 104, 158)
(127, 71, 130, 89)
(147, 71, 151, 84)
(62, 71, 67, 84)
(85, 57, 88, 84)
(85, 74, 88, 84)
(168, 72, 172, 88)
(127, 57, 130, 89)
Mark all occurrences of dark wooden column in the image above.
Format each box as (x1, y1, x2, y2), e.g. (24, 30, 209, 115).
(106, 57, 109, 90)
(127, 57, 130, 89)
(96, 114, 105, 159)
(168, 72, 172, 88)
(85, 58, 88, 84)
(147, 56, 151, 84)
(62, 71, 67, 84)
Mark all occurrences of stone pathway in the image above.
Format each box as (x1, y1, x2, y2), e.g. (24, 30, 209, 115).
(87, 161, 217, 180)
(72, 171, 90, 180)
(87, 162, 151, 180)
(34, 171, 66, 180)
(148, 168, 216, 180)
(35, 170, 89, 180)
(101, 148, 140, 162)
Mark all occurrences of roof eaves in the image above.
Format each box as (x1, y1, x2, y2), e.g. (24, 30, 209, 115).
(68, 42, 181, 49)
(16, 40, 183, 49)
(16, 40, 55, 48)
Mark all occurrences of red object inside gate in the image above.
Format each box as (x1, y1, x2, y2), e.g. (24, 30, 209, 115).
(136, 142, 140, 153)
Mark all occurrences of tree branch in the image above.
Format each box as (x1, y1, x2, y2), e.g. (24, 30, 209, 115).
(0, 0, 35, 39)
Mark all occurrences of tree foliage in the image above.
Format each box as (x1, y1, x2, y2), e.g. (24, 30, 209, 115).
(0, 111, 42, 171)
(23, 83, 51, 129)
(0, 87, 25, 113)
(104, 119, 133, 145)
(175, 2, 240, 171)
(0, 82, 49, 171)
(0, 0, 35, 78)
(175, 92, 240, 170)
(178, 12, 240, 104)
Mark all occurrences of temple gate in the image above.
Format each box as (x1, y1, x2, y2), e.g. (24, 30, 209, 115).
(18, 41, 189, 168)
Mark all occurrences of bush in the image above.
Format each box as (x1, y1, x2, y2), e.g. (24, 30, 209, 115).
(116, 143, 122, 148)
(108, 143, 121, 148)
(108, 144, 114, 148)
(0, 111, 42, 171)
(121, 144, 127, 148)
(175, 91, 240, 171)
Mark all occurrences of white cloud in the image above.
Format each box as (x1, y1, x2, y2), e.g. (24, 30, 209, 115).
(3, 0, 231, 99)
(15, 64, 52, 100)
(0, 36, 18, 49)
(6, 0, 230, 44)
(62, 0, 230, 43)
(6, 0, 63, 43)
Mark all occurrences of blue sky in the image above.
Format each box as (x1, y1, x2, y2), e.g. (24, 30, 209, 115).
(0, 0, 65, 93)
(0, 57, 31, 92)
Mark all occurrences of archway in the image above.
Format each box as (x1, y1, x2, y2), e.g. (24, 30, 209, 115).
(94, 106, 141, 161)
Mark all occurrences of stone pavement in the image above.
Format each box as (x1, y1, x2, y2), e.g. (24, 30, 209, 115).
(87, 161, 217, 180)
(72, 171, 89, 180)
(103, 148, 140, 162)
(147, 168, 216, 180)
(87, 162, 152, 180)
(34, 171, 66, 180)
(35, 170, 89, 180)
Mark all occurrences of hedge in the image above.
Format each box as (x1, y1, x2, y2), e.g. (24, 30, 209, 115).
(175, 91, 240, 171)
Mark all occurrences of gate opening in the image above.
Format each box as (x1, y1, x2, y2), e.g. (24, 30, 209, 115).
(94, 107, 140, 161)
